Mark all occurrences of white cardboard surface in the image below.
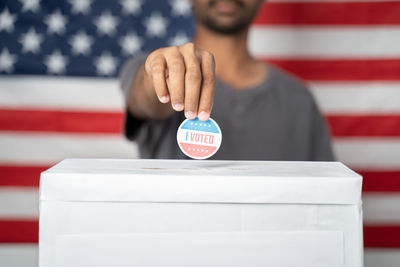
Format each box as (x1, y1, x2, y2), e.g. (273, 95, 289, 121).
(39, 159, 363, 267)
(40, 159, 362, 204)
(55, 231, 344, 267)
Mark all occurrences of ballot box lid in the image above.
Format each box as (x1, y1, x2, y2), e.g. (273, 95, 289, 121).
(40, 159, 362, 205)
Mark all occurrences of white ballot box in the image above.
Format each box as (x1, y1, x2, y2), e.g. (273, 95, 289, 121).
(39, 159, 363, 267)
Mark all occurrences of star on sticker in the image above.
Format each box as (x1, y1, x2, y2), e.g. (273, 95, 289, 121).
(0, 8, 17, 32)
(44, 50, 68, 74)
(120, 0, 142, 15)
(0, 48, 17, 73)
(69, 31, 93, 55)
(168, 31, 189, 46)
(45, 9, 68, 34)
(19, 0, 41, 13)
(19, 28, 43, 54)
(119, 32, 143, 55)
(68, 0, 92, 14)
(94, 52, 118, 76)
(170, 0, 191, 16)
(94, 11, 119, 36)
(143, 12, 168, 37)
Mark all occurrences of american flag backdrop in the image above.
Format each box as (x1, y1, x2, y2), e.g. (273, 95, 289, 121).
(0, 0, 400, 266)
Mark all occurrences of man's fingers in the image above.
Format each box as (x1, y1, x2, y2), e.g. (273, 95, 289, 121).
(198, 51, 216, 121)
(147, 55, 169, 103)
(181, 44, 202, 119)
(145, 44, 215, 119)
(165, 51, 185, 111)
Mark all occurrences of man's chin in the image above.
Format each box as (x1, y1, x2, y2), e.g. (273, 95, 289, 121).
(204, 20, 249, 34)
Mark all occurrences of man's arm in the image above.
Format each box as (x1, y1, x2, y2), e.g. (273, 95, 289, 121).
(310, 99, 335, 161)
(126, 42, 216, 122)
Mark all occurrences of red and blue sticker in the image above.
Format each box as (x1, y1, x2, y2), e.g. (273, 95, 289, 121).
(177, 118, 222, 159)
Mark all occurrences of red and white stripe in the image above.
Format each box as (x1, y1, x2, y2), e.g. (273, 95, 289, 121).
(0, 76, 138, 266)
(1, 1, 400, 266)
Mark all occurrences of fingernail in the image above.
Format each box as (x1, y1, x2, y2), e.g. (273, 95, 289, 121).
(198, 111, 209, 121)
(158, 95, 169, 103)
(185, 111, 196, 119)
(174, 103, 184, 111)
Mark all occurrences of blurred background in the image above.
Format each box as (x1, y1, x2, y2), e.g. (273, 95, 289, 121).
(0, 0, 400, 266)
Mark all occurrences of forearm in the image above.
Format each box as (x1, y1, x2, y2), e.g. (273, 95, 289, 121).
(127, 64, 175, 120)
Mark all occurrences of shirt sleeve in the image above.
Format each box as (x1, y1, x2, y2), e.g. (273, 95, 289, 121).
(309, 98, 336, 161)
(119, 53, 148, 141)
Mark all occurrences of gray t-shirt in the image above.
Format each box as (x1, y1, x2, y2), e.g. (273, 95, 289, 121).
(120, 55, 334, 161)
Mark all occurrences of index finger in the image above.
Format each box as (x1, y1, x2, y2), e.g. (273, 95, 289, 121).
(146, 55, 169, 103)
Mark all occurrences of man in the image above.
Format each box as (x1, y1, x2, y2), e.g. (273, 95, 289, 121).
(120, 0, 334, 160)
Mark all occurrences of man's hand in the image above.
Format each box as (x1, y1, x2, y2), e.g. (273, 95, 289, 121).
(144, 42, 216, 121)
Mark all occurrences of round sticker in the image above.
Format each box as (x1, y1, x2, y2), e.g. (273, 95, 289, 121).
(177, 117, 222, 159)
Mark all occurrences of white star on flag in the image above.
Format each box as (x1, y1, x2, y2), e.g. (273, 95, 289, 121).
(170, 0, 191, 16)
(0, 8, 17, 32)
(94, 52, 118, 76)
(120, 0, 142, 15)
(119, 32, 143, 55)
(19, 27, 43, 54)
(94, 11, 119, 36)
(143, 11, 168, 37)
(0, 48, 17, 73)
(45, 9, 68, 34)
(68, 0, 92, 14)
(20, 0, 41, 13)
(69, 31, 93, 55)
(168, 31, 189, 46)
(44, 50, 68, 74)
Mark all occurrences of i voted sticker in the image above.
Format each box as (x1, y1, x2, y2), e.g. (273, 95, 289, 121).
(177, 117, 222, 159)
